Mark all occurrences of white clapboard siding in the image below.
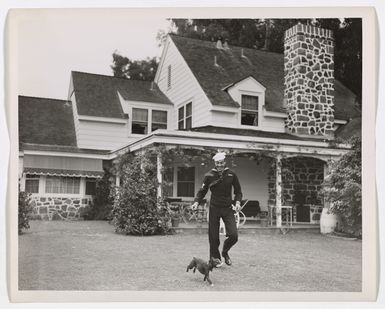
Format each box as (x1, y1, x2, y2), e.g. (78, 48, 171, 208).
(211, 110, 238, 127)
(261, 116, 286, 133)
(233, 157, 269, 211)
(76, 120, 134, 150)
(156, 38, 212, 129)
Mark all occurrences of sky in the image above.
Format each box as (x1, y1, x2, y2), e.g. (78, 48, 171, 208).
(15, 9, 172, 100)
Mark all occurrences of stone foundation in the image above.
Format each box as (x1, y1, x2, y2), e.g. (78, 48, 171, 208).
(30, 196, 92, 220)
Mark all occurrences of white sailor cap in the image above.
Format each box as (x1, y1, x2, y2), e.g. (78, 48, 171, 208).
(213, 152, 226, 162)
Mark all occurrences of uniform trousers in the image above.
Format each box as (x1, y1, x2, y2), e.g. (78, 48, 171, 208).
(208, 206, 238, 259)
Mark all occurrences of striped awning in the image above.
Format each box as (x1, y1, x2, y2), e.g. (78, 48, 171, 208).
(23, 167, 104, 178)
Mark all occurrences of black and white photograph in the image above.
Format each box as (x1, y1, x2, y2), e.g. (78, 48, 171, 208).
(4, 5, 379, 303)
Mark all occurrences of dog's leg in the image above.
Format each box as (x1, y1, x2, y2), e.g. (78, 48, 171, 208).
(193, 266, 197, 273)
(204, 274, 213, 286)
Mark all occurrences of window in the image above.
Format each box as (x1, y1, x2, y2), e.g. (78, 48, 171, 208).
(85, 178, 97, 195)
(132, 108, 148, 134)
(151, 110, 167, 132)
(241, 95, 259, 126)
(45, 176, 80, 194)
(178, 102, 192, 130)
(177, 167, 195, 197)
(167, 65, 172, 88)
(25, 174, 39, 193)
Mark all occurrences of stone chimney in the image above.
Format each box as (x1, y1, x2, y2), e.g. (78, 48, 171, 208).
(284, 23, 335, 136)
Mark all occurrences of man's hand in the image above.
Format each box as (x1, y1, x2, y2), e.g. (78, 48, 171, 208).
(234, 201, 241, 212)
(191, 202, 199, 211)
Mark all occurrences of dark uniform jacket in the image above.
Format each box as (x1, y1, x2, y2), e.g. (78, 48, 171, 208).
(194, 168, 242, 208)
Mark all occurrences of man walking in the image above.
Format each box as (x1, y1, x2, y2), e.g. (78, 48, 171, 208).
(192, 152, 242, 267)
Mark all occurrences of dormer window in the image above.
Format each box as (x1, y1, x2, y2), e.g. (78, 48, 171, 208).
(131, 108, 168, 135)
(151, 110, 167, 132)
(178, 102, 192, 130)
(241, 95, 259, 126)
(132, 108, 148, 134)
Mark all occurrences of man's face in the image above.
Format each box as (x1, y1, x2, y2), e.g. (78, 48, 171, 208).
(215, 159, 226, 172)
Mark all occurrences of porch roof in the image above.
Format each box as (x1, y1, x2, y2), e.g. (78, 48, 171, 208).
(111, 129, 350, 160)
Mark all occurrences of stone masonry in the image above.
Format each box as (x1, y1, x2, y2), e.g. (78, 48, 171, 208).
(30, 196, 92, 220)
(268, 157, 324, 223)
(284, 24, 335, 136)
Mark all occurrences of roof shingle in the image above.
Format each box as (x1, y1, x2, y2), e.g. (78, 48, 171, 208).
(18, 96, 77, 147)
(170, 34, 360, 120)
(72, 71, 172, 119)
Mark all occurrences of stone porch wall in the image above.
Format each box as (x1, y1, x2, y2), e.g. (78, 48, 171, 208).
(30, 196, 92, 220)
(268, 157, 324, 223)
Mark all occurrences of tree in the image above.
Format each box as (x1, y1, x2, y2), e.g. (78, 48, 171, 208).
(19, 189, 32, 235)
(111, 52, 158, 81)
(111, 151, 171, 236)
(323, 137, 362, 236)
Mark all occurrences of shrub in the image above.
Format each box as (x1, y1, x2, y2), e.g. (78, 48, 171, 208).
(323, 137, 361, 236)
(81, 170, 114, 220)
(111, 152, 171, 235)
(18, 190, 32, 235)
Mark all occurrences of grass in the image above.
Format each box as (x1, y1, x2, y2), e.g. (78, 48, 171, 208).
(18, 220, 362, 291)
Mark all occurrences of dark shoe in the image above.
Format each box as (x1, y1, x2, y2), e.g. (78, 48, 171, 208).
(222, 252, 232, 266)
(211, 257, 223, 268)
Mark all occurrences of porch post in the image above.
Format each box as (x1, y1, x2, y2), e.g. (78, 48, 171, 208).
(275, 154, 282, 227)
(323, 161, 332, 209)
(157, 152, 162, 199)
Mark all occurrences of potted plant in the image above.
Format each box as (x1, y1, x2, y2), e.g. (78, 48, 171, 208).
(168, 203, 182, 228)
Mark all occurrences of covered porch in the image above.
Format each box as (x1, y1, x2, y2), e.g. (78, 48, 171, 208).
(111, 129, 350, 228)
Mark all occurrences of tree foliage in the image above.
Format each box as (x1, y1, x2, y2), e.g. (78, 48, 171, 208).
(111, 52, 158, 81)
(81, 170, 115, 220)
(323, 137, 362, 236)
(169, 18, 362, 106)
(19, 190, 32, 235)
(111, 151, 171, 236)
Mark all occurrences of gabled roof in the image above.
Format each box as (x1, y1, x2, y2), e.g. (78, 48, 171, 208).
(170, 34, 360, 120)
(19, 96, 77, 147)
(71, 71, 173, 119)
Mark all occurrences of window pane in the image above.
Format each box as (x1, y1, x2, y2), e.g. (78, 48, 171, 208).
(132, 123, 148, 134)
(178, 106, 184, 121)
(185, 117, 192, 130)
(163, 167, 174, 197)
(177, 167, 194, 181)
(241, 111, 258, 126)
(46, 176, 80, 194)
(178, 120, 184, 130)
(152, 123, 167, 132)
(152, 110, 167, 123)
(186, 102, 192, 117)
(177, 182, 195, 197)
(85, 179, 96, 195)
(25, 179, 39, 193)
(132, 108, 148, 122)
(242, 95, 258, 111)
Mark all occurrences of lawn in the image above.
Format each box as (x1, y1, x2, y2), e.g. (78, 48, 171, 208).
(18, 220, 362, 291)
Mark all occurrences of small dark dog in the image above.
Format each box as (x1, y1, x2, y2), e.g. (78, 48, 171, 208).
(186, 257, 215, 286)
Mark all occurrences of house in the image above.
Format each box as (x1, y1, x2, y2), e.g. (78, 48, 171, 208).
(19, 23, 361, 225)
